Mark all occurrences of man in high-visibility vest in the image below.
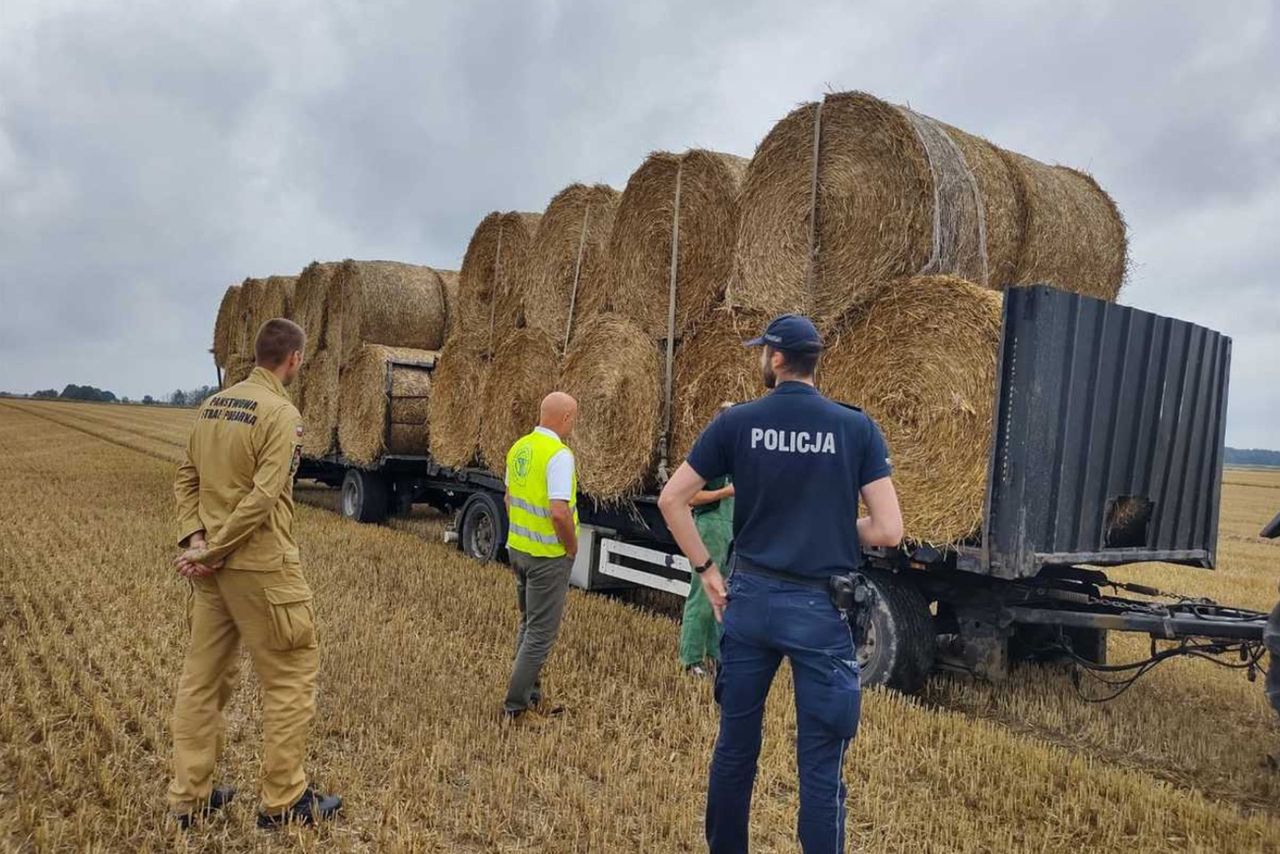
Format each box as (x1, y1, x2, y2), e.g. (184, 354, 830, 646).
(502, 391, 580, 723)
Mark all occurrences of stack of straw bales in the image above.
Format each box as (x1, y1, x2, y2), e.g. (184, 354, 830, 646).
(338, 345, 436, 467)
(206, 87, 1130, 544)
(300, 260, 451, 461)
(428, 212, 541, 469)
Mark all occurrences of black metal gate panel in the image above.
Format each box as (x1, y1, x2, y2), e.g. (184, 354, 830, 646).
(983, 286, 1231, 579)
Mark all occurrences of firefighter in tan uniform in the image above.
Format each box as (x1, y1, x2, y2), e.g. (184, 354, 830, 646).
(169, 318, 342, 830)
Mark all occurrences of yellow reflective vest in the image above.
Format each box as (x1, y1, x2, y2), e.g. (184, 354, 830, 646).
(505, 429, 578, 558)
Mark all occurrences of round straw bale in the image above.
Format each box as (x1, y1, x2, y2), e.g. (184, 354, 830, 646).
(600, 150, 747, 340)
(222, 353, 255, 389)
(478, 327, 561, 476)
(437, 269, 460, 336)
(427, 332, 489, 469)
(336, 261, 447, 364)
(559, 313, 662, 499)
(300, 347, 340, 459)
(517, 184, 619, 346)
(212, 284, 242, 367)
(338, 344, 435, 467)
(821, 275, 1003, 545)
(1001, 153, 1128, 300)
(456, 212, 541, 351)
(242, 275, 298, 330)
(294, 261, 342, 360)
(671, 306, 769, 464)
(732, 92, 934, 328)
(231, 277, 263, 356)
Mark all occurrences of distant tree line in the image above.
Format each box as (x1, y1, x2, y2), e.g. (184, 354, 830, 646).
(4, 383, 219, 408)
(1225, 447, 1280, 468)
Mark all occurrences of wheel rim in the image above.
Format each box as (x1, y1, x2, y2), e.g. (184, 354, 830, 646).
(856, 620, 879, 671)
(469, 507, 495, 560)
(341, 479, 359, 518)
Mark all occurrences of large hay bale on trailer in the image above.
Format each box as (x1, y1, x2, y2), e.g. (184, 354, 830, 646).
(294, 261, 342, 360)
(559, 314, 662, 499)
(602, 150, 747, 340)
(427, 332, 489, 469)
(222, 353, 255, 389)
(517, 184, 619, 346)
(212, 284, 242, 368)
(456, 211, 541, 352)
(338, 344, 436, 467)
(821, 275, 1003, 545)
(671, 306, 769, 464)
(242, 275, 298, 333)
(1001, 153, 1128, 300)
(478, 327, 561, 476)
(335, 261, 447, 363)
(730, 91, 1124, 328)
(300, 347, 341, 458)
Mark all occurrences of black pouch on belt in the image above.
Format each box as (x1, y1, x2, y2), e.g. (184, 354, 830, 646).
(828, 573, 876, 646)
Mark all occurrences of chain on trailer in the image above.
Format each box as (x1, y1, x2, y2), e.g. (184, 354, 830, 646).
(1021, 575, 1271, 705)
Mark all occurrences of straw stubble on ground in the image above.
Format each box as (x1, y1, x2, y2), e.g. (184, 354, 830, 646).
(2, 398, 1280, 852)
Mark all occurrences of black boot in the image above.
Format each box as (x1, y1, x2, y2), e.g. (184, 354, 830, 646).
(175, 785, 236, 830)
(257, 786, 343, 828)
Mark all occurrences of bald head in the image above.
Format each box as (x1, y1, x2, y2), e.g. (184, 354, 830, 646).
(539, 391, 578, 440)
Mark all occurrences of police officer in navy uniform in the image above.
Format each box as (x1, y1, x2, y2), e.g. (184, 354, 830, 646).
(659, 314, 903, 853)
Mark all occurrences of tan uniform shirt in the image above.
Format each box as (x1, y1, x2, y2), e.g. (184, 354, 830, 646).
(175, 367, 304, 570)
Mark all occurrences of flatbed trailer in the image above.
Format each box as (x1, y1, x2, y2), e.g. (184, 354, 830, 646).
(297, 286, 1279, 712)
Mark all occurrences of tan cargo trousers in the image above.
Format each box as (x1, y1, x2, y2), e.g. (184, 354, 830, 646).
(167, 563, 318, 814)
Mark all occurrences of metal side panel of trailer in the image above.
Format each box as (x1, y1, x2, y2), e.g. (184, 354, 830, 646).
(981, 286, 1232, 579)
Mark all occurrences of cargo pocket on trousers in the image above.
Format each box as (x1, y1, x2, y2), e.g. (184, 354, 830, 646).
(816, 656, 861, 739)
(264, 582, 318, 651)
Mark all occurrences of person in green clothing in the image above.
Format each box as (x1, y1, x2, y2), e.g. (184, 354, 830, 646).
(680, 404, 736, 677)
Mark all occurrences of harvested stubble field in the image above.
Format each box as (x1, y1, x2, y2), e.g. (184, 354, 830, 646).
(2, 399, 1280, 852)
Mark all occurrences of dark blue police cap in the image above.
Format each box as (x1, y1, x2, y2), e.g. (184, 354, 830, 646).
(743, 314, 824, 353)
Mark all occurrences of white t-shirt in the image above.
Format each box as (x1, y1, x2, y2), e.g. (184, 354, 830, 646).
(505, 426, 575, 501)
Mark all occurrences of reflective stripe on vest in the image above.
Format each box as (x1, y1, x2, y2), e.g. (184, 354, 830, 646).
(505, 430, 578, 558)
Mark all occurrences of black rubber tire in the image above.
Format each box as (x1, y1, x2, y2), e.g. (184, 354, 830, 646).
(856, 568, 936, 695)
(460, 492, 508, 564)
(340, 468, 390, 524)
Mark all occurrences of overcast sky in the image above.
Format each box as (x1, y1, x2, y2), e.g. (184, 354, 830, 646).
(1, 1, 1276, 445)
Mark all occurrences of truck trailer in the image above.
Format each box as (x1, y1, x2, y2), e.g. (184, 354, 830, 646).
(297, 286, 1279, 711)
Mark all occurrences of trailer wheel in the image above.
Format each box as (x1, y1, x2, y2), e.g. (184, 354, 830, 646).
(341, 468, 390, 524)
(460, 492, 508, 563)
(856, 569, 936, 695)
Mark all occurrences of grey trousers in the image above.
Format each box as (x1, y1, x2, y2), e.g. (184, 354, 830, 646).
(504, 550, 573, 712)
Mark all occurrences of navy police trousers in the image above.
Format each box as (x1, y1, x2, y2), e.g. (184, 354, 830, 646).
(707, 570, 861, 854)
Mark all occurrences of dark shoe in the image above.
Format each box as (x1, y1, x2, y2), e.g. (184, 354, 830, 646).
(175, 785, 236, 830)
(257, 786, 342, 828)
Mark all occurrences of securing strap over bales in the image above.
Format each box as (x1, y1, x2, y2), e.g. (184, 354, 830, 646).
(656, 157, 685, 484)
(562, 203, 593, 353)
(803, 95, 826, 315)
(898, 106, 991, 286)
(486, 218, 505, 358)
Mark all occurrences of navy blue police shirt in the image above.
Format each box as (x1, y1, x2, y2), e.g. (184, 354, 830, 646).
(685, 381, 892, 578)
